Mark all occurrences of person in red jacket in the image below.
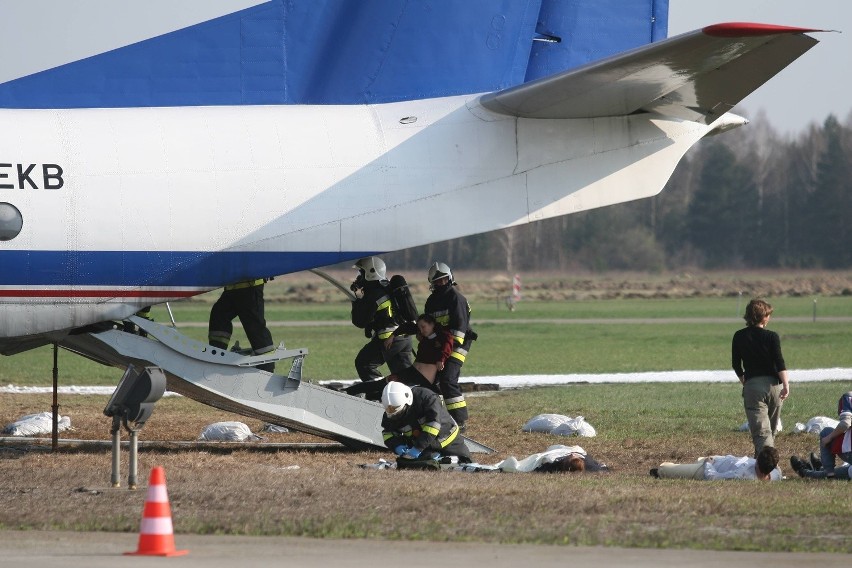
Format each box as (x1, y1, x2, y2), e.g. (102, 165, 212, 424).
(386, 313, 454, 388)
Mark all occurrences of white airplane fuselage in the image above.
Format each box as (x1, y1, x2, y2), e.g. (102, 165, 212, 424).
(0, 95, 714, 338)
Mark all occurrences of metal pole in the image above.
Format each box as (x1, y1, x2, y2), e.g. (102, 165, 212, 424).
(813, 298, 817, 323)
(165, 302, 177, 328)
(110, 416, 121, 488)
(128, 429, 139, 490)
(309, 268, 357, 301)
(51, 343, 59, 451)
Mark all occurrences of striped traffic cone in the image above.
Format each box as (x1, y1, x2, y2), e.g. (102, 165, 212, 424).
(125, 466, 189, 556)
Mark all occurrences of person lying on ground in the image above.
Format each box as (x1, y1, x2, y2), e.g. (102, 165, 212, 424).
(650, 446, 781, 481)
(790, 391, 852, 480)
(437, 445, 609, 473)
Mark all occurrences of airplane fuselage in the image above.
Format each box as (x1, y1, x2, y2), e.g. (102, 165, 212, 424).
(0, 96, 714, 338)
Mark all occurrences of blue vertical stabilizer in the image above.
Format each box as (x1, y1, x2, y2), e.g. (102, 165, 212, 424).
(0, 0, 669, 108)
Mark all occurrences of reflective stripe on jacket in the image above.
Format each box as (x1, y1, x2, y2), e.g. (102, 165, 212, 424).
(381, 386, 460, 452)
(225, 278, 265, 291)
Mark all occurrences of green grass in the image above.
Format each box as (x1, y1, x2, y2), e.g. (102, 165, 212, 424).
(483, 382, 843, 441)
(150, 294, 852, 321)
(473, 296, 852, 320)
(2, 297, 851, 385)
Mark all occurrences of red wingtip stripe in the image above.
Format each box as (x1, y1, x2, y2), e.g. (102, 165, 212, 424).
(703, 22, 823, 37)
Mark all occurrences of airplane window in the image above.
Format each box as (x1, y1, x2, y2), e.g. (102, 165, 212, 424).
(0, 202, 23, 241)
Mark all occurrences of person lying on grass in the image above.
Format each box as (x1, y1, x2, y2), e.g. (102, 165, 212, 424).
(650, 446, 781, 481)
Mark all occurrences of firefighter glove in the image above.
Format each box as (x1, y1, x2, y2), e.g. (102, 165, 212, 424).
(402, 447, 422, 460)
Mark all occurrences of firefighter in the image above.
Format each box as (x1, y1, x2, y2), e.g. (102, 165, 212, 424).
(208, 278, 276, 372)
(424, 262, 475, 430)
(350, 257, 413, 388)
(381, 382, 471, 466)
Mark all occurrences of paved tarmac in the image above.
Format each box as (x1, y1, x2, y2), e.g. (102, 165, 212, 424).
(0, 531, 847, 568)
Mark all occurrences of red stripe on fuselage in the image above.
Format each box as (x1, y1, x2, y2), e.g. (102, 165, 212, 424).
(0, 290, 201, 298)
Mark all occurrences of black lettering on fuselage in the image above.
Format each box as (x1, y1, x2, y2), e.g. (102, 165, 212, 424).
(17, 164, 37, 189)
(43, 164, 63, 190)
(0, 163, 64, 189)
(0, 163, 11, 189)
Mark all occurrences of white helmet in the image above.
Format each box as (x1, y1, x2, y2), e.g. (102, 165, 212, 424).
(353, 257, 387, 282)
(428, 261, 453, 287)
(381, 382, 413, 417)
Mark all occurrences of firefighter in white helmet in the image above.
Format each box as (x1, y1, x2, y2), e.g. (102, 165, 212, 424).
(349, 257, 413, 396)
(381, 382, 471, 465)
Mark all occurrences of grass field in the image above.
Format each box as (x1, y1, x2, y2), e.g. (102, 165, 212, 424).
(0, 292, 850, 553)
(3, 297, 852, 385)
(0, 382, 849, 552)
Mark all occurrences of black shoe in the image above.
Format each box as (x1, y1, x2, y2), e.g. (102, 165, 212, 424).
(809, 452, 823, 471)
(789, 455, 811, 477)
(649, 468, 660, 479)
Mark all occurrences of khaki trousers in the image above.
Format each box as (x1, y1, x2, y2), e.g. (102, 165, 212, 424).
(742, 375, 782, 458)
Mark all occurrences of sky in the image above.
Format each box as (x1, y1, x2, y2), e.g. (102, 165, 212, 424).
(668, 0, 852, 136)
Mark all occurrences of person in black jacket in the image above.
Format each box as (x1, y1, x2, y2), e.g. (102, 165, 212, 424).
(208, 278, 276, 372)
(424, 262, 474, 430)
(350, 257, 413, 388)
(380, 382, 471, 465)
(732, 298, 790, 458)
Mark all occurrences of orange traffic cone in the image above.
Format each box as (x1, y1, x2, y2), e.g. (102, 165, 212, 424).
(125, 466, 189, 556)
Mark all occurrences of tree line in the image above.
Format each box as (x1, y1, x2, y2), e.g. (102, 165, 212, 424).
(386, 112, 852, 272)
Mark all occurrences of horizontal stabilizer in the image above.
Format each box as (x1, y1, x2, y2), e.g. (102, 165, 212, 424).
(479, 23, 822, 124)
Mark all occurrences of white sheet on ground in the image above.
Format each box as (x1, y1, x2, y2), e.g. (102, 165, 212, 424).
(703, 455, 783, 481)
(793, 416, 839, 434)
(198, 421, 262, 442)
(3, 412, 71, 436)
(522, 414, 596, 437)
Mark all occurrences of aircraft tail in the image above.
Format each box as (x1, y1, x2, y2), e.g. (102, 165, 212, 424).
(0, 0, 667, 109)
